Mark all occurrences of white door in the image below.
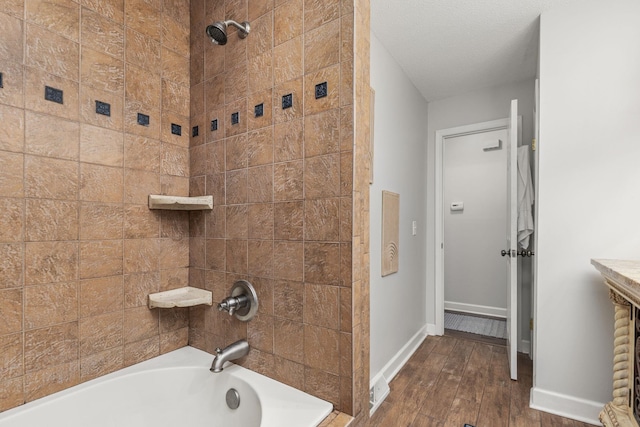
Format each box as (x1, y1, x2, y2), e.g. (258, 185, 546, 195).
(443, 130, 508, 315)
(506, 99, 518, 380)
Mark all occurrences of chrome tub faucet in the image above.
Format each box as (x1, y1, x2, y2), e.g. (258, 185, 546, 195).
(210, 339, 250, 373)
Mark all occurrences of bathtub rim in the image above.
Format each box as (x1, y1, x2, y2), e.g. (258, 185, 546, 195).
(0, 346, 333, 427)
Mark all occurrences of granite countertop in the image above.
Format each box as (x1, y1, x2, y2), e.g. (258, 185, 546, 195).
(592, 259, 640, 286)
(592, 259, 640, 305)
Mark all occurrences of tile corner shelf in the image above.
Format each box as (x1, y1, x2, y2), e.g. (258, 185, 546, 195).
(148, 287, 213, 309)
(148, 195, 213, 210)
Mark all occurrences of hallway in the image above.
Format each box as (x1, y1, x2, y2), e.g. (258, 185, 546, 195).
(367, 336, 594, 427)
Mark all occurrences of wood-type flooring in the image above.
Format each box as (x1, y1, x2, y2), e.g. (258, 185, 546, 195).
(367, 335, 596, 427)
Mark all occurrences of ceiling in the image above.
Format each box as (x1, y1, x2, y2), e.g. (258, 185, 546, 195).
(370, 0, 576, 102)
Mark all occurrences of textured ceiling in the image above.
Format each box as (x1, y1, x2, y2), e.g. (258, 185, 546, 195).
(371, 0, 577, 101)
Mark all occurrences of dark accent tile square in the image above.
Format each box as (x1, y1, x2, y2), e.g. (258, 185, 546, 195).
(211, 119, 218, 131)
(231, 112, 239, 125)
(0, 72, 3, 88)
(171, 123, 182, 136)
(282, 93, 293, 109)
(45, 86, 64, 104)
(137, 113, 150, 126)
(192, 125, 199, 137)
(254, 103, 264, 118)
(95, 100, 111, 116)
(315, 82, 327, 99)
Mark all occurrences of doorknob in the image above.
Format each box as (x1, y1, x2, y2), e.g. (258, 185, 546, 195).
(501, 250, 508, 257)
(501, 249, 516, 257)
(517, 250, 535, 257)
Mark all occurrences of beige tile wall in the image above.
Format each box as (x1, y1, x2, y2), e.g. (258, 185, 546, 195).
(350, 0, 370, 422)
(0, 0, 370, 417)
(188, 0, 367, 415)
(0, 0, 191, 411)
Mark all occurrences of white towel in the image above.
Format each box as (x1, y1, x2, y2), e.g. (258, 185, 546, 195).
(517, 146, 534, 249)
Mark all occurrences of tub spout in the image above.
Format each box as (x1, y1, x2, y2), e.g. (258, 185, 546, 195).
(210, 339, 249, 373)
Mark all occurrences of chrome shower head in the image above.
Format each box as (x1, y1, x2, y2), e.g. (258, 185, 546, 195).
(206, 20, 251, 45)
(206, 22, 228, 45)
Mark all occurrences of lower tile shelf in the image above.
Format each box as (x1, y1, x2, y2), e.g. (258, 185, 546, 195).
(148, 195, 213, 210)
(148, 286, 213, 309)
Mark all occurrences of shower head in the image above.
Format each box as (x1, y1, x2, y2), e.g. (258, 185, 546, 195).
(206, 22, 228, 45)
(206, 20, 251, 45)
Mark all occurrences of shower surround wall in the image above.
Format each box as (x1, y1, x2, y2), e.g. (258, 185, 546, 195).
(188, 0, 370, 420)
(0, 0, 191, 411)
(0, 0, 371, 420)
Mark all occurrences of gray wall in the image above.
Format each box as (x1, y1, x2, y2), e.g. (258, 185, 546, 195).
(369, 33, 428, 382)
(532, 0, 640, 421)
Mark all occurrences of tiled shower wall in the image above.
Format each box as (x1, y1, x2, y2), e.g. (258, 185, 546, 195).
(0, 0, 371, 418)
(187, 0, 364, 415)
(0, 0, 191, 411)
(350, 0, 370, 422)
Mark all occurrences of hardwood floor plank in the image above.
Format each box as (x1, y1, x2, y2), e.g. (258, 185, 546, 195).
(410, 414, 446, 427)
(370, 385, 428, 427)
(366, 336, 589, 427)
(406, 373, 441, 411)
(369, 400, 419, 427)
(387, 360, 418, 403)
(387, 353, 447, 402)
(476, 383, 511, 427)
(442, 339, 475, 376)
(417, 373, 461, 421)
(445, 328, 507, 347)
(456, 369, 485, 406)
(431, 335, 458, 356)
(517, 353, 533, 377)
(539, 412, 578, 426)
(509, 374, 540, 422)
(412, 336, 439, 364)
(443, 397, 480, 427)
(467, 342, 494, 369)
(455, 342, 493, 403)
(509, 415, 541, 427)
(368, 401, 393, 427)
(414, 353, 448, 387)
(486, 345, 512, 388)
(373, 363, 447, 427)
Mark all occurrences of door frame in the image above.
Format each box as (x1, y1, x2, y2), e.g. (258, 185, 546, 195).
(434, 117, 521, 335)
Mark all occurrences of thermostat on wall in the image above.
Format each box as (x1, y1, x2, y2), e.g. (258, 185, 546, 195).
(450, 202, 464, 211)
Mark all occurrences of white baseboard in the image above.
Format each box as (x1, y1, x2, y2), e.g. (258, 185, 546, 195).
(369, 325, 428, 417)
(530, 387, 603, 425)
(380, 325, 428, 382)
(445, 301, 507, 318)
(426, 323, 438, 336)
(518, 339, 530, 355)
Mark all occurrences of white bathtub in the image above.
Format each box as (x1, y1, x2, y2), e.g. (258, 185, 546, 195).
(0, 346, 333, 427)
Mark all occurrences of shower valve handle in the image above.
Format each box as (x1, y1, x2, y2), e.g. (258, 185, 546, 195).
(217, 280, 259, 322)
(218, 295, 249, 316)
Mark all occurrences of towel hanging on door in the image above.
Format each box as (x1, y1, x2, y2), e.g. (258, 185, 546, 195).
(517, 145, 534, 249)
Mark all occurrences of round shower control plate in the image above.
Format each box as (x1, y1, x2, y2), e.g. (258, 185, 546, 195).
(230, 280, 259, 321)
